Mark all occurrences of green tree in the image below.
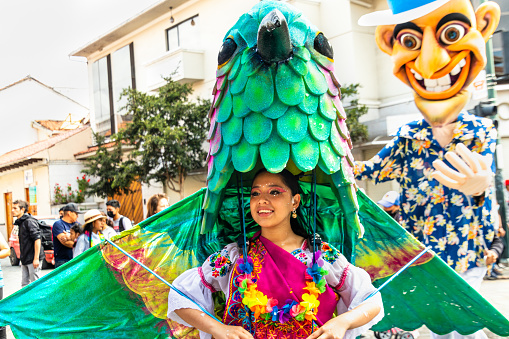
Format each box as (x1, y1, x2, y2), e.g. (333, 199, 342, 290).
(342, 84, 369, 143)
(81, 133, 136, 198)
(82, 77, 210, 200)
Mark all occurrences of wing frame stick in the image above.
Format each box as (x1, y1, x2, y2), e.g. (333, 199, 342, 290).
(363, 246, 432, 301)
(104, 238, 222, 323)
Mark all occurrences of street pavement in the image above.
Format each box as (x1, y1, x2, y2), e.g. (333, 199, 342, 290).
(0, 257, 508, 338)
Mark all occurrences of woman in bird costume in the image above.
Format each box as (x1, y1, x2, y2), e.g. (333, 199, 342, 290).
(168, 169, 383, 339)
(0, 1, 508, 338)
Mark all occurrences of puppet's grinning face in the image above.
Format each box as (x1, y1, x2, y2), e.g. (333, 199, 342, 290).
(390, 0, 486, 101)
(376, 0, 500, 125)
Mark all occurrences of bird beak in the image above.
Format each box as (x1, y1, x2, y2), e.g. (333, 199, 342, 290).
(257, 9, 292, 63)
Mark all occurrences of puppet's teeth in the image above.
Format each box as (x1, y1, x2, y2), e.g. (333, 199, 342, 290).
(450, 64, 461, 76)
(424, 78, 438, 88)
(459, 58, 466, 67)
(438, 74, 451, 86)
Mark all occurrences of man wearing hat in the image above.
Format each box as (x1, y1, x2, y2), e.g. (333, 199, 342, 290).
(378, 191, 402, 223)
(356, 1, 500, 338)
(52, 203, 83, 268)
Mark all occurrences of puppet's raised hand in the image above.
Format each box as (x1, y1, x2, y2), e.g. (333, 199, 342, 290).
(432, 143, 492, 196)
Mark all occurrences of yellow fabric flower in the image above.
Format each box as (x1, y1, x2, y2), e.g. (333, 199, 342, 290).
(242, 286, 268, 310)
(301, 293, 320, 312)
(303, 281, 320, 296)
(304, 309, 317, 321)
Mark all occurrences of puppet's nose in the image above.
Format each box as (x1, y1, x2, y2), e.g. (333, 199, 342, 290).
(415, 26, 450, 79)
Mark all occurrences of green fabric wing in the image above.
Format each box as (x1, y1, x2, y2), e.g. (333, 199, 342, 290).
(0, 186, 508, 337)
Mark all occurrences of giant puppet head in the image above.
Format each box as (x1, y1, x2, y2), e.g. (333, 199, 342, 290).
(359, 0, 500, 127)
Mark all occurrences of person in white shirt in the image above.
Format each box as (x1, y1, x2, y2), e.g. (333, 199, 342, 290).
(106, 200, 133, 233)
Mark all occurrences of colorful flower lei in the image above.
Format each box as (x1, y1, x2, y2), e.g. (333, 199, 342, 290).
(237, 251, 328, 323)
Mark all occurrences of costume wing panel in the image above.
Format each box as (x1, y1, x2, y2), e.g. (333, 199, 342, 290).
(0, 187, 508, 337)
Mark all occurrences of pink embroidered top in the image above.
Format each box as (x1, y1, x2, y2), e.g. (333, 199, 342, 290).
(168, 237, 384, 339)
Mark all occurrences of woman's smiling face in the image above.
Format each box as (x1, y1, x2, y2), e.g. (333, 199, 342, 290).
(250, 171, 300, 229)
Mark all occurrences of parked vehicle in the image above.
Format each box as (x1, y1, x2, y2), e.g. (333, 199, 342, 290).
(9, 215, 59, 269)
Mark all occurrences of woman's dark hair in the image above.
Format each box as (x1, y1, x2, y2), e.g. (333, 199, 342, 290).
(70, 223, 82, 234)
(82, 222, 94, 247)
(146, 193, 168, 219)
(252, 169, 321, 246)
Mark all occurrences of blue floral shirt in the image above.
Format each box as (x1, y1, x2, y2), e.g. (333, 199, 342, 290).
(354, 112, 497, 273)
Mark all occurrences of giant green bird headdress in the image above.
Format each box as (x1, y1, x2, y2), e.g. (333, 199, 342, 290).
(204, 1, 360, 239)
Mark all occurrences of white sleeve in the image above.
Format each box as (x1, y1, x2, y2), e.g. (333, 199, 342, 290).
(123, 218, 133, 230)
(336, 265, 384, 339)
(73, 235, 88, 257)
(167, 243, 239, 339)
(167, 267, 215, 339)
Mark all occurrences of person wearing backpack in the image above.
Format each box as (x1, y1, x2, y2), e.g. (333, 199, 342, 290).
(11, 200, 44, 286)
(106, 200, 133, 233)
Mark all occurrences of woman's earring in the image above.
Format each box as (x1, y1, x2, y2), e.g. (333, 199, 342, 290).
(292, 209, 297, 219)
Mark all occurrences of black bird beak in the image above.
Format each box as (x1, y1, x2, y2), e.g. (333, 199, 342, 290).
(257, 9, 292, 63)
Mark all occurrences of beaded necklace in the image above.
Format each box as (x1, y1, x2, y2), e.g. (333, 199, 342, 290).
(237, 245, 328, 324)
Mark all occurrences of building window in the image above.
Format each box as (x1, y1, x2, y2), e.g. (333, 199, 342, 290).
(92, 56, 111, 123)
(91, 43, 136, 135)
(166, 15, 200, 51)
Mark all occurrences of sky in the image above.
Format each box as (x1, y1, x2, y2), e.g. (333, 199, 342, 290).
(0, 0, 161, 107)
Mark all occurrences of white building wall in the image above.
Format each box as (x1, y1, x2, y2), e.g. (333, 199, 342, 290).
(0, 164, 51, 238)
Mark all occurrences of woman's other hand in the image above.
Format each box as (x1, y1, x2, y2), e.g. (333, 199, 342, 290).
(211, 324, 254, 339)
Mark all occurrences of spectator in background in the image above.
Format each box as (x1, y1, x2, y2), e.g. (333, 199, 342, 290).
(0, 232, 10, 339)
(74, 210, 106, 257)
(146, 193, 170, 219)
(12, 200, 44, 287)
(486, 207, 508, 280)
(377, 191, 402, 224)
(101, 212, 117, 240)
(70, 224, 82, 249)
(53, 203, 82, 268)
(106, 200, 132, 233)
(58, 207, 64, 219)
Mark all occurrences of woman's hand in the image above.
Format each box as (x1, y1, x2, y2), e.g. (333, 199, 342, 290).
(210, 324, 254, 339)
(305, 316, 350, 339)
(306, 301, 381, 339)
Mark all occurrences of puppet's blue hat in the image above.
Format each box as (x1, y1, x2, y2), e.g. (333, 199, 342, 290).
(358, 0, 451, 26)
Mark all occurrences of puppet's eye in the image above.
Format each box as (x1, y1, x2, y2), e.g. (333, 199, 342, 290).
(218, 38, 237, 66)
(399, 33, 422, 50)
(440, 24, 466, 45)
(314, 33, 334, 59)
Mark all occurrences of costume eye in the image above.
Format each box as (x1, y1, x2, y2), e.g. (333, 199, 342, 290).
(314, 33, 334, 59)
(399, 33, 422, 50)
(218, 38, 237, 66)
(270, 190, 282, 196)
(250, 190, 260, 197)
(440, 24, 466, 45)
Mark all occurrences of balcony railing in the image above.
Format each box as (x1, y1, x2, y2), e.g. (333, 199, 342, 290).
(145, 48, 205, 91)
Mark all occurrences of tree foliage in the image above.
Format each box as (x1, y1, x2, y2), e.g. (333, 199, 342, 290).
(342, 83, 369, 143)
(81, 134, 136, 198)
(83, 77, 210, 200)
